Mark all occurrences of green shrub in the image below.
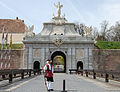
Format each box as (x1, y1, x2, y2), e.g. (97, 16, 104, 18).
(95, 41, 120, 49)
(0, 44, 24, 49)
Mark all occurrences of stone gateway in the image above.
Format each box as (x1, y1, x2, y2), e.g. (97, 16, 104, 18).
(23, 2, 94, 73)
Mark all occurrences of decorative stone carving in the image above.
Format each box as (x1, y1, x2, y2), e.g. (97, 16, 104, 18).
(53, 37, 64, 47)
(33, 49, 40, 58)
(76, 49, 84, 59)
(54, 2, 63, 18)
(62, 13, 65, 18)
(83, 26, 92, 37)
(25, 25, 35, 37)
(51, 17, 67, 25)
(51, 2, 67, 25)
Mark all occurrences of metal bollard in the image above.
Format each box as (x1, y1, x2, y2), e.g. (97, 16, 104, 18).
(61, 80, 67, 92)
(105, 73, 109, 82)
(85, 71, 88, 77)
(93, 70, 96, 79)
(21, 71, 24, 79)
(29, 71, 31, 77)
(9, 74, 12, 83)
(81, 71, 83, 76)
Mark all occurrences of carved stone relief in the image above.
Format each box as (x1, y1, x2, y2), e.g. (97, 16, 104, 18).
(33, 49, 40, 58)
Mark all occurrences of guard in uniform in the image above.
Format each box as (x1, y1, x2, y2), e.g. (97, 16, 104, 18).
(44, 60, 54, 91)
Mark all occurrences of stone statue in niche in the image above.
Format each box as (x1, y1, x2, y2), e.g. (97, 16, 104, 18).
(25, 25, 35, 37)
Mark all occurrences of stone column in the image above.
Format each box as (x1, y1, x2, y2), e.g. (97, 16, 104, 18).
(24, 48, 28, 69)
(41, 48, 45, 67)
(88, 48, 93, 69)
(84, 48, 88, 69)
(72, 48, 76, 69)
(45, 48, 49, 60)
(67, 48, 72, 73)
(28, 47, 33, 69)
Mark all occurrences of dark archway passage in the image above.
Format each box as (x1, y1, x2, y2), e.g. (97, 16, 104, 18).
(77, 61, 83, 71)
(51, 51, 66, 73)
(33, 61, 40, 70)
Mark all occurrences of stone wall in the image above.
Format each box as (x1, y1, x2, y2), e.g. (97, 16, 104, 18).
(93, 49, 120, 71)
(0, 50, 24, 69)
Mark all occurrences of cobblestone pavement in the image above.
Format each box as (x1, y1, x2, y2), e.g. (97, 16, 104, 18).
(0, 74, 120, 92)
(53, 73, 120, 92)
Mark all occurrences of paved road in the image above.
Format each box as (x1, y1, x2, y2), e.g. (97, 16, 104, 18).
(53, 73, 120, 92)
(0, 74, 120, 92)
(0, 75, 47, 92)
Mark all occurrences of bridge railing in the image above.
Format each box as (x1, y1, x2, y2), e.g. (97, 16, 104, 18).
(69, 69, 120, 83)
(0, 69, 42, 83)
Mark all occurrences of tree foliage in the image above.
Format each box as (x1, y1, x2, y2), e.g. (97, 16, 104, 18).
(96, 20, 120, 41)
(74, 20, 120, 42)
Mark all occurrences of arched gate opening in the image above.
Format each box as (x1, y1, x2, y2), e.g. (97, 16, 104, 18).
(77, 61, 83, 71)
(51, 51, 66, 73)
(33, 61, 40, 70)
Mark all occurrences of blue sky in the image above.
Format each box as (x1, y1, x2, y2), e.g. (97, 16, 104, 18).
(0, 0, 120, 34)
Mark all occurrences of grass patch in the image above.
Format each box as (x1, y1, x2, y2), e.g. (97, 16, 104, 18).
(95, 41, 120, 49)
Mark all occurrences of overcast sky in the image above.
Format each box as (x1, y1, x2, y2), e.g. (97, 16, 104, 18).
(0, 0, 120, 34)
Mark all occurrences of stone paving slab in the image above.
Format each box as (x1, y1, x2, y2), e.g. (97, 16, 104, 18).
(1, 74, 120, 92)
(52, 73, 120, 92)
(0, 75, 47, 92)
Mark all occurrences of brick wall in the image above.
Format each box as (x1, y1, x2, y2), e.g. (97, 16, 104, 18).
(0, 19, 25, 44)
(93, 49, 120, 71)
(0, 50, 24, 69)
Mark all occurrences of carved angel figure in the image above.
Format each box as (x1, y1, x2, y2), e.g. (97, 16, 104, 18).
(25, 25, 35, 37)
(83, 26, 92, 37)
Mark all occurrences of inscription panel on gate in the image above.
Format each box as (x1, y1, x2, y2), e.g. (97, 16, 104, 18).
(33, 49, 40, 58)
(76, 49, 84, 59)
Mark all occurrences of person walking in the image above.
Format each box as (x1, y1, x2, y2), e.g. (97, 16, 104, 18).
(44, 59, 54, 91)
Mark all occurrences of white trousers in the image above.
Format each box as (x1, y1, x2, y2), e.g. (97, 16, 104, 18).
(46, 81, 53, 90)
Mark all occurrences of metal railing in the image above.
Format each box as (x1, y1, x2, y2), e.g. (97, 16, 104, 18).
(69, 69, 120, 83)
(0, 69, 42, 83)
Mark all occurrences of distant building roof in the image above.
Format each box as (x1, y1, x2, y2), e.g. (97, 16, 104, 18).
(0, 18, 25, 33)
